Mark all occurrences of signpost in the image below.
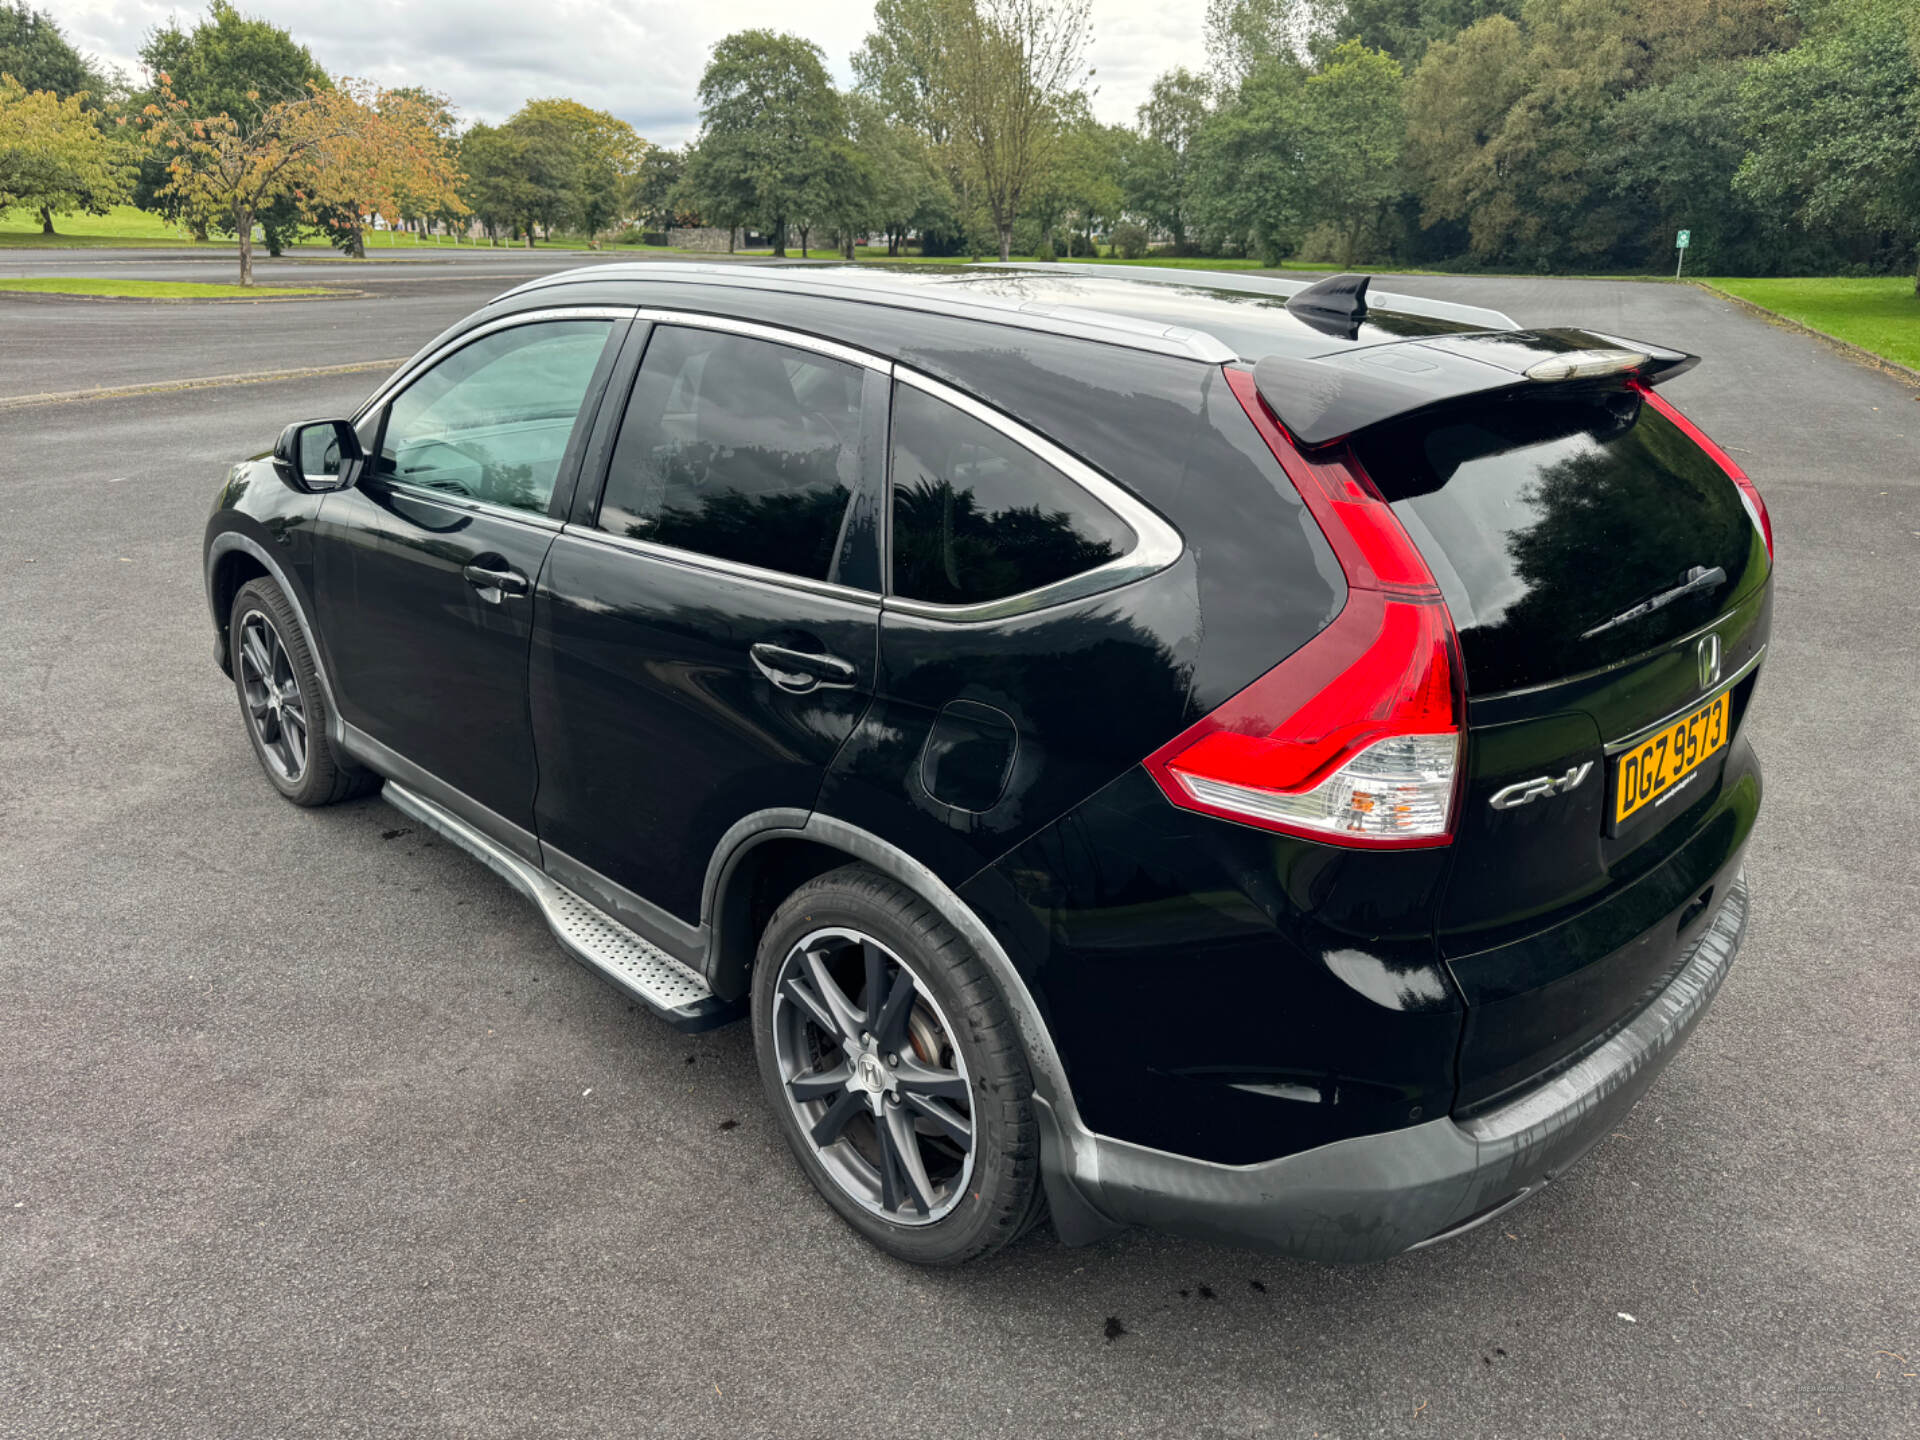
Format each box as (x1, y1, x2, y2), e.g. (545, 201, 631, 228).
(1675, 228, 1692, 279)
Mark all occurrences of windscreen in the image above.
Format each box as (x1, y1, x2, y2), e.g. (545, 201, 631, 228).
(1351, 390, 1765, 694)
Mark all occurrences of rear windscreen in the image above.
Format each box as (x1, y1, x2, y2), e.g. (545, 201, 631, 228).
(1353, 390, 1764, 694)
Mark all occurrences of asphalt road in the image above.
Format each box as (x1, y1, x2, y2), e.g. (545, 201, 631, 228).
(0, 248, 639, 399)
(1, 262, 1916, 1440)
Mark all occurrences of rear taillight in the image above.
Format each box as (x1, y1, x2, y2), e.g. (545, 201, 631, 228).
(1142, 369, 1464, 848)
(1636, 383, 1773, 562)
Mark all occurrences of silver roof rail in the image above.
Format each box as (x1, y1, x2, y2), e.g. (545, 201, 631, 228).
(992, 261, 1523, 334)
(496, 262, 1239, 364)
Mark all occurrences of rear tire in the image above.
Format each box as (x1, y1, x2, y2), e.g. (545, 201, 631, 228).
(751, 863, 1046, 1266)
(229, 578, 375, 808)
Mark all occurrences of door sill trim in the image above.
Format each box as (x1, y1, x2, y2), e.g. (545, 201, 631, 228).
(383, 781, 737, 1032)
(339, 722, 541, 865)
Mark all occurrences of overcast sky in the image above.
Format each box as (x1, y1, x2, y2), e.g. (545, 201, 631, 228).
(46, 0, 1210, 144)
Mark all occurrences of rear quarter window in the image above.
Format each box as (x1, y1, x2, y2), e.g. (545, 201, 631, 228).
(889, 383, 1135, 607)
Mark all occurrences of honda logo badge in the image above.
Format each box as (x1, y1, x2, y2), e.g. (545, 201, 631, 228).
(1697, 633, 1722, 689)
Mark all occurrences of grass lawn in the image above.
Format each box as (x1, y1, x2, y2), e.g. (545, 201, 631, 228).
(0, 277, 338, 299)
(1702, 276, 1920, 372)
(0, 204, 189, 243)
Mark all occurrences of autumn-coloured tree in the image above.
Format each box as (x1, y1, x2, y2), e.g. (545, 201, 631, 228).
(142, 74, 350, 283)
(142, 73, 463, 282)
(296, 81, 466, 257)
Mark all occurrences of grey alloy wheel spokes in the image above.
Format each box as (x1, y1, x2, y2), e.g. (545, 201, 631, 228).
(238, 611, 308, 782)
(771, 927, 975, 1226)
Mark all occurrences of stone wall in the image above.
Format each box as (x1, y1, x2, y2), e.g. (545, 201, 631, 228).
(667, 226, 735, 252)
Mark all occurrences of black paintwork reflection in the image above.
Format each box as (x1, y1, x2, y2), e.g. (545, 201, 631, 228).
(311, 480, 556, 829)
(963, 768, 1461, 1165)
(628, 486, 852, 582)
(531, 535, 879, 922)
(822, 563, 1199, 886)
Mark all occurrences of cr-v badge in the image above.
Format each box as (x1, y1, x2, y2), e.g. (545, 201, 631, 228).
(1489, 763, 1594, 810)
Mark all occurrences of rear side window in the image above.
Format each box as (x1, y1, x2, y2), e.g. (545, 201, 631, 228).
(597, 326, 865, 583)
(889, 384, 1134, 606)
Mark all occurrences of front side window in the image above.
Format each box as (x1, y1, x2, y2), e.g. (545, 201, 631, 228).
(889, 384, 1135, 606)
(597, 326, 865, 583)
(370, 319, 614, 515)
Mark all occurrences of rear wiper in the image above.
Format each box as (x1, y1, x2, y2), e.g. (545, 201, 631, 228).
(1580, 565, 1727, 639)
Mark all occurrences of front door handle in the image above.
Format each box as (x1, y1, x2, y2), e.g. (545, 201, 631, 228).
(750, 643, 858, 694)
(462, 559, 529, 600)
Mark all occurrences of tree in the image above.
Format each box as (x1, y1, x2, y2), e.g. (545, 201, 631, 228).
(1602, 58, 1816, 275)
(845, 91, 953, 254)
(691, 30, 845, 256)
(1297, 39, 1404, 264)
(457, 122, 528, 243)
(1735, 0, 1920, 288)
(1333, 0, 1518, 66)
(1125, 68, 1211, 251)
(134, 2, 328, 245)
(625, 143, 686, 233)
(0, 2, 117, 231)
(1190, 55, 1310, 263)
(143, 72, 361, 284)
(1405, 0, 1796, 269)
(0, 75, 134, 229)
(1205, 0, 1327, 86)
(1028, 97, 1124, 257)
(515, 97, 644, 243)
(940, 0, 1093, 261)
(0, 1, 102, 98)
(852, 0, 954, 144)
(497, 106, 587, 245)
(296, 82, 465, 258)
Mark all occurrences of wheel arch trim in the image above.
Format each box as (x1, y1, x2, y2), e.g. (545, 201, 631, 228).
(701, 809, 1081, 1129)
(206, 529, 344, 738)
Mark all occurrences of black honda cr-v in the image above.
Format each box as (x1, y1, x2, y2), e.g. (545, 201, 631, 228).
(203, 263, 1769, 1265)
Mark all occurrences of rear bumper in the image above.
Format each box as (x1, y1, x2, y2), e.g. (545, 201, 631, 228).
(1042, 870, 1747, 1262)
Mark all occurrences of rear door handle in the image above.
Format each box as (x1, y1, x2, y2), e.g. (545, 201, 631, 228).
(750, 643, 858, 694)
(462, 559, 529, 600)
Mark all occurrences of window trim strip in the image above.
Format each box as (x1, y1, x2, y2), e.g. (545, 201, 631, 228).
(632, 308, 893, 373)
(371, 484, 566, 532)
(558, 523, 883, 608)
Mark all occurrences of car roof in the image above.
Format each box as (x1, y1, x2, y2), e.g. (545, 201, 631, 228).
(498, 261, 1521, 366)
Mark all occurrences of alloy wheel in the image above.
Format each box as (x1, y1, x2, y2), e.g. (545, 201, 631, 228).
(238, 611, 309, 783)
(770, 927, 975, 1225)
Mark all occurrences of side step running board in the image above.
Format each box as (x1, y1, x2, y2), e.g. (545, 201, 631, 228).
(383, 782, 738, 1032)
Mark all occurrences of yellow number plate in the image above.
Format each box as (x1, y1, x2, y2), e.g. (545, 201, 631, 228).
(1613, 692, 1730, 825)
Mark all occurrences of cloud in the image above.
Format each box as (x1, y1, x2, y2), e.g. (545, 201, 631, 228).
(48, 0, 1208, 144)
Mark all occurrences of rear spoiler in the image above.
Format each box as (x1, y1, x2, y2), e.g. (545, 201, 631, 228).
(1257, 274, 1699, 448)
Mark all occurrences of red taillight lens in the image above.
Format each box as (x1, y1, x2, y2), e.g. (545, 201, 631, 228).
(1141, 370, 1464, 848)
(1636, 383, 1773, 562)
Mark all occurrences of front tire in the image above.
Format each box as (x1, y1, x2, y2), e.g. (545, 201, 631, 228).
(751, 864, 1045, 1265)
(229, 577, 374, 807)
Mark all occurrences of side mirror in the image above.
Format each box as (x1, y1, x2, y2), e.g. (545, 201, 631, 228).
(272, 419, 364, 493)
